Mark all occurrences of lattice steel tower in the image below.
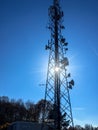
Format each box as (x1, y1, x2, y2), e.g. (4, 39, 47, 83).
(43, 0, 74, 130)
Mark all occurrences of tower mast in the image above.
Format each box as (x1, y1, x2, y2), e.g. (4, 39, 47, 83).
(43, 0, 74, 129)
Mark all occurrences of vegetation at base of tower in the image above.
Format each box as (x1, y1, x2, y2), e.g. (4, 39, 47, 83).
(0, 96, 46, 125)
(0, 96, 98, 130)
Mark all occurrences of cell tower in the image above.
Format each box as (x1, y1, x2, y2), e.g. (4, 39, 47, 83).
(42, 0, 74, 130)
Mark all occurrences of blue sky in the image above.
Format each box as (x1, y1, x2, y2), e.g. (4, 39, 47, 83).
(0, 0, 98, 127)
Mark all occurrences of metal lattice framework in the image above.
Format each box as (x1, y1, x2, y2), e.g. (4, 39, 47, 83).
(43, 0, 74, 130)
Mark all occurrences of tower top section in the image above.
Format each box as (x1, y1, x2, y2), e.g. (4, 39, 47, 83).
(53, 0, 61, 8)
(53, 0, 59, 5)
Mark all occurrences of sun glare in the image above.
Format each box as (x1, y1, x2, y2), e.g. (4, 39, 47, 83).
(55, 67, 60, 72)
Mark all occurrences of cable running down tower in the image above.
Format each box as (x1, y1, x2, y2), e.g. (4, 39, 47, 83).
(43, 0, 74, 129)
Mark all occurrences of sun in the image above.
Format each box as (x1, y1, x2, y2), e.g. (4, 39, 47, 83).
(54, 67, 60, 72)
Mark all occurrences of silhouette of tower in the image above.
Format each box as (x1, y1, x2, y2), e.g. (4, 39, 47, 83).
(43, 0, 74, 129)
